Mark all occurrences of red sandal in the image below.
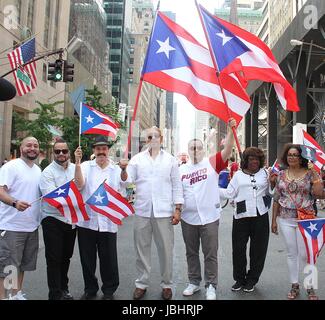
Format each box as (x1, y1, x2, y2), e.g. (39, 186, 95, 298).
(307, 288, 319, 300)
(287, 284, 300, 300)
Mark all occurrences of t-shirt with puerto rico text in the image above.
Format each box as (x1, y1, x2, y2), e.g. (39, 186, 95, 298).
(179, 152, 228, 225)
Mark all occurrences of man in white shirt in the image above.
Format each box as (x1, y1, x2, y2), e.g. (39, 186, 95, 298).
(40, 138, 76, 300)
(0, 137, 41, 300)
(125, 127, 184, 300)
(74, 136, 128, 300)
(180, 119, 236, 300)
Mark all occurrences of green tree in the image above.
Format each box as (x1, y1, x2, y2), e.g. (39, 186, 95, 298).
(13, 100, 63, 152)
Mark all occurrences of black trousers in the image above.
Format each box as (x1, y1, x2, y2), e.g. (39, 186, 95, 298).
(42, 217, 76, 300)
(232, 212, 269, 285)
(77, 227, 119, 296)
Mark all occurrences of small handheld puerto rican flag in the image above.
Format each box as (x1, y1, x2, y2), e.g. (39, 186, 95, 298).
(43, 181, 89, 224)
(86, 182, 135, 225)
(298, 219, 325, 265)
(271, 160, 280, 174)
(80, 103, 120, 140)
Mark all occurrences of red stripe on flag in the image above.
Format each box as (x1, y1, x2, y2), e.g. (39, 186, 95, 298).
(65, 196, 78, 224)
(83, 128, 117, 138)
(43, 198, 65, 218)
(107, 202, 129, 218)
(90, 205, 122, 225)
(70, 182, 89, 221)
(298, 224, 311, 264)
(143, 71, 243, 124)
(311, 238, 319, 265)
(104, 184, 135, 213)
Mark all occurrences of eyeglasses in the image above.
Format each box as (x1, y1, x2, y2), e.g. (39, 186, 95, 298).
(54, 149, 69, 155)
(287, 153, 300, 158)
(147, 134, 160, 140)
(190, 146, 203, 151)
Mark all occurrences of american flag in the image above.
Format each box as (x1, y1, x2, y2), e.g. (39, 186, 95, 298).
(86, 182, 135, 225)
(302, 129, 325, 173)
(43, 181, 89, 224)
(298, 219, 325, 265)
(7, 38, 37, 96)
(80, 103, 120, 140)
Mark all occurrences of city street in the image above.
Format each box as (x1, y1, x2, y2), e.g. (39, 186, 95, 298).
(24, 203, 325, 301)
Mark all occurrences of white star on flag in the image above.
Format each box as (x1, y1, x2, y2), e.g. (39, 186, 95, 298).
(55, 188, 66, 196)
(156, 37, 176, 59)
(94, 193, 105, 204)
(307, 222, 318, 233)
(216, 29, 233, 46)
(86, 115, 94, 123)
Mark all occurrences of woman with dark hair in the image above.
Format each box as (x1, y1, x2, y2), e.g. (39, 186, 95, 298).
(220, 147, 275, 293)
(271, 144, 323, 300)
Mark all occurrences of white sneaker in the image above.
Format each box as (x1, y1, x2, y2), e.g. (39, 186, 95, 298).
(206, 285, 217, 300)
(12, 291, 27, 300)
(183, 284, 200, 296)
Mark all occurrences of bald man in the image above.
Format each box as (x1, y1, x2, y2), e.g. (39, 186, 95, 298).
(0, 137, 42, 300)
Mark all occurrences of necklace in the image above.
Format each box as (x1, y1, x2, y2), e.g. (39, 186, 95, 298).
(287, 170, 299, 193)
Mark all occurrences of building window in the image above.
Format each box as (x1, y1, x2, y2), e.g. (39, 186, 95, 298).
(43, 0, 51, 48)
(130, 58, 134, 64)
(27, 0, 35, 31)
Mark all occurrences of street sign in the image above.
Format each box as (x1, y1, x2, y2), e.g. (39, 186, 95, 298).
(17, 68, 31, 86)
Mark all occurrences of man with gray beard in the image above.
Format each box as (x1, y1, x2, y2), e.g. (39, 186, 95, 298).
(0, 137, 41, 300)
(40, 138, 76, 300)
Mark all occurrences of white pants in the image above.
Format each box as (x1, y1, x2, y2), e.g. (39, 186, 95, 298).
(278, 218, 307, 284)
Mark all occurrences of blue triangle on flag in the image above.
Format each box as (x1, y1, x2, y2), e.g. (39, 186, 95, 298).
(86, 183, 109, 207)
(45, 181, 70, 199)
(80, 104, 103, 133)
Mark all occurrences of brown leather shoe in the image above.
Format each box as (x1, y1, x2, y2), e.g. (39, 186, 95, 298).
(133, 288, 147, 300)
(162, 288, 173, 300)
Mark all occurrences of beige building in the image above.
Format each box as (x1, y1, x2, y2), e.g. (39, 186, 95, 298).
(128, 0, 167, 151)
(0, 0, 70, 161)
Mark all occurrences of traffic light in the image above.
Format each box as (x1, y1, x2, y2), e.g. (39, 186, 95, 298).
(63, 61, 74, 82)
(47, 59, 63, 82)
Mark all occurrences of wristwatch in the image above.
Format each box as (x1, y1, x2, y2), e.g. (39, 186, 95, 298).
(12, 200, 18, 208)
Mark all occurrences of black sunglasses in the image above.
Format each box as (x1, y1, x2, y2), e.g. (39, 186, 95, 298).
(190, 146, 203, 151)
(54, 149, 69, 155)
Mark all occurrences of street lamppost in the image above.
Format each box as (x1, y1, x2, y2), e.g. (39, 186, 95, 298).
(290, 39, 325, 51)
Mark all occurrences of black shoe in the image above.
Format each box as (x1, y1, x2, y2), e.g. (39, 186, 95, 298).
(62, 290, 74, 300)
(243, 282, 255, 293)
(231, 281, 243, 292)
(102, 294, 114, 300)
(80, 292, 97, 300)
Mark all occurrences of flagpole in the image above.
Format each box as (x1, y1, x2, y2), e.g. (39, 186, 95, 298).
(124, 1, 160, 159)
(195, 0, 243, 159)
(79, 101, 82, 147)
(30, 196, 44, 205)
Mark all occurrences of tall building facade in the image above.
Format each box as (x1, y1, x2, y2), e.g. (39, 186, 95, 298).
(104, 0, 130, 104)
(0, 0, 70, 161)
(67, 0, 112, 116)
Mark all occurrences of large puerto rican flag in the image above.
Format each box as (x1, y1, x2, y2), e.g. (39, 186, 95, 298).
(141, 12, 251, 124)
(86, 182, 135, 225)
(197, 4, 299, 112)
(43, 181, 89, 224)
(302, 129, 325, 173)
(80, 103, 120, 140)
(298, 219, 325, 265)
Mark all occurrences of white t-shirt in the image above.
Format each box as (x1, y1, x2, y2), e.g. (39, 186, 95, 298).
(0, 158, 41, 232)
(180, 153, 228, 225)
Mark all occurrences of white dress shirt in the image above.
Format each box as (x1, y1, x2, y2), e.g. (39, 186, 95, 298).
(77, 160, 127, 233)
(219, 169, 271, 219)
(127, 149, 184, 218)
(40, 161, 76, 224)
